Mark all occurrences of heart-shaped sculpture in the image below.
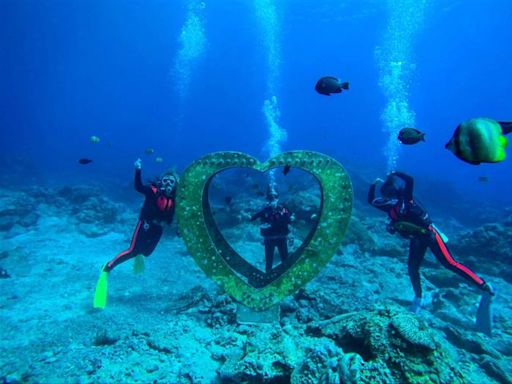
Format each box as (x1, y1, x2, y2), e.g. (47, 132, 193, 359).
(176, 151, 352, 310)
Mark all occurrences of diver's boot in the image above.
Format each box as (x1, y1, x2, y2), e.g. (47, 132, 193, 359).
(476, 283, 495, 336)
(93, 265, 110, 309)
(133, 254, 145, 275)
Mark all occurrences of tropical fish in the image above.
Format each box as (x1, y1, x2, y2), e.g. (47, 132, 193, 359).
(78, 158, 93, 165)
(315, 76, 349, 96)
(225, 196, 233, 205)
(90, 135, 100, 144)
(398, 128, 426, 145)
(144, 147, 155, 155)
(477, 176, 489, 183)
(445, 118, 512, 165)
(155, 157, 163, 163)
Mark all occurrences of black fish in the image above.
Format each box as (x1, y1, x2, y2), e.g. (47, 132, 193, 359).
(78, 158, 93, 165)
(283, 165, 291, 175)
(315, 76, 349, 96)
(225, 196, 233, 205)
(398, 128, 426, 145)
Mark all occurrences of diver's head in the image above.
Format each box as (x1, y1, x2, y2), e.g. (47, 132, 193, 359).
(158, 171, 178, 197)
(380, 174, 405, 199)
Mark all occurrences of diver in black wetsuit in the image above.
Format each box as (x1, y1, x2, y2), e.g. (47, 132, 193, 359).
(368, 171, 494, 313)
(103, 158, 177, 272)
(93, 158, 178, 309)
(251, 185, 293, 274)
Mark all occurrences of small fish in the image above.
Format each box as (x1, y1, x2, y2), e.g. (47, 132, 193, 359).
(283, 165, 291, 175)
(225, 196, 233, 205)
(315, 76, 349, 96)
(90, 135, 100, 144)
(398, 128, 426, 145)
(78, 158, 93, 165)
(0, 267, 10, 279)
(144, 147, 155, 155)
(155, 156, 163, 163)
(478, 176, 489, 183)
(445, 118, 511, 165)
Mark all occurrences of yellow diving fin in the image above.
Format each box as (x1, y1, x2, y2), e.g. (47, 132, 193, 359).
(93, 268, 109, 309)
(133, 254, 145, 274)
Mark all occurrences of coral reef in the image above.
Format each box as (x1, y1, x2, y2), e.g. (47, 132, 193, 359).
(451, 222, 512, 282)
(304, 305, 465, 384)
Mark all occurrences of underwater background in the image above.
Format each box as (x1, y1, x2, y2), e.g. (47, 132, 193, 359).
(1, 0, 512, 383)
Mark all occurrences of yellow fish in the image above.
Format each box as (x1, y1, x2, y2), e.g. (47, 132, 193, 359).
(445, 118, 511, 165)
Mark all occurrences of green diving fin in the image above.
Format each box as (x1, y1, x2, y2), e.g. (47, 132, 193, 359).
(133, 254, 145, 274)
(476, 293, 493, 336)
(93, 268, 109, 309)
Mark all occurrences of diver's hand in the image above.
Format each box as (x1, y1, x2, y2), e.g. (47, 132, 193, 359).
(134, 158, 142, 170)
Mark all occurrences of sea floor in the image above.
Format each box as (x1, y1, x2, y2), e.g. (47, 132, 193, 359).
(0, 186, 511, 383)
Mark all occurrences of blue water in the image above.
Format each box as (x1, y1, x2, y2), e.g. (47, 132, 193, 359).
(1, 0, 511, 207)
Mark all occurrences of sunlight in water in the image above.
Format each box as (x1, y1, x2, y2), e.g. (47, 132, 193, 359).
(376, 0, 427, 171)
(254, 0, 286, 184)
(173, 1, 207, 100)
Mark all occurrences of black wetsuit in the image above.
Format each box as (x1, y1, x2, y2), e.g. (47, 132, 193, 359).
(105, 169, 175, 272)
(251, 204, 292, 273)
(368, 171, 487, 298)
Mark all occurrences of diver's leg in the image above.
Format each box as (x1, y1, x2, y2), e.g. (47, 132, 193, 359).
(277, 238, 288, 263)
(140, 222, 163, 256)
(104, 220, 144, 272)
(428, 227, 485, 289)
(428, 227, 495, 335)
(408, 237, 427, 299)
(264, 239, 275, 273)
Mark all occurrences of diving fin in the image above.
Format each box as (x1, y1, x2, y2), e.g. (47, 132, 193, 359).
(498, 121, 512, 135)
(93, 268, 109, 309)
(475, 292, 493, 336)
(133, 254, 145, 274)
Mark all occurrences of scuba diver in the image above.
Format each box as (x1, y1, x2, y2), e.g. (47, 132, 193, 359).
(93, 158, 178, 309)
(251, 184, 294, 274)
(368, 171, 495, 335)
